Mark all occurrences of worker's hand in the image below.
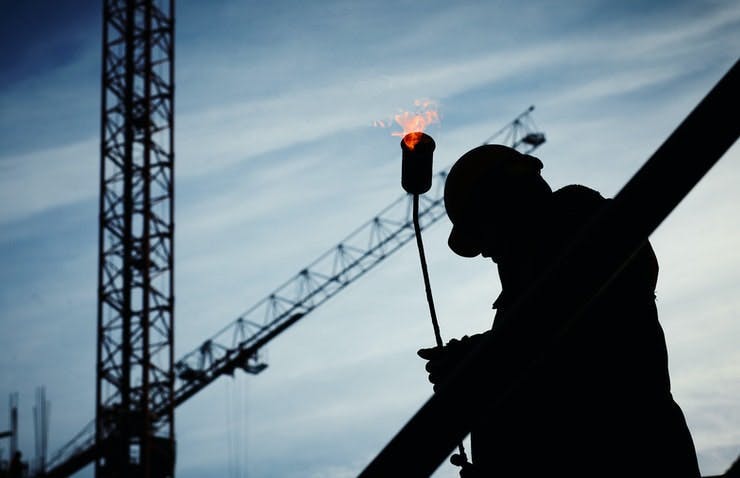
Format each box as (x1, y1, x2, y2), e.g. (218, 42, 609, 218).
(417, 334, 482, 392)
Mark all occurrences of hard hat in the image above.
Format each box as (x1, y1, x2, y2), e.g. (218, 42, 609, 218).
(444, 144, 545, 257)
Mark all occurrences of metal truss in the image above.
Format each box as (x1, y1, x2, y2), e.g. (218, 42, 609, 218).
(94, 0, 175, 476)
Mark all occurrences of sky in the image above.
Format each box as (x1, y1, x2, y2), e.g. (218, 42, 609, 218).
(0, 0, 738, 476)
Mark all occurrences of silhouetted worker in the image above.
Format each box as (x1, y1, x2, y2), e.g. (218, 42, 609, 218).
(418, 145, 700, 477)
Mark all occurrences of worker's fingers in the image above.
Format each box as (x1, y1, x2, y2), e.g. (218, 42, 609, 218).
(417, 346, 444, 360)
(426, 360, 443, 373)
(428, 370, 444, 384)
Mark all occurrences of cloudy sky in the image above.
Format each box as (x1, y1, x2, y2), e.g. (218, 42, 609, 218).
(1, 0, 738, 476)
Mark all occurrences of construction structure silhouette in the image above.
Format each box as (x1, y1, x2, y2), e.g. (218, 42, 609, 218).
(31, 1, 738, 476)
(93, 0, 175, 477)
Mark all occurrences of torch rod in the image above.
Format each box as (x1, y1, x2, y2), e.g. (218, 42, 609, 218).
(412, 193, 469, 465)
(412, 194, 443, 347)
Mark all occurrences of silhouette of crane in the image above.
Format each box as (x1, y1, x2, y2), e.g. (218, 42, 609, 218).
(69, 0, 176, 477)
(42, 106, 545, 477)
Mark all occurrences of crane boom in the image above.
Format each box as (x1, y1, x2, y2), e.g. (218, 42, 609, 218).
(43, 106, 545, 477)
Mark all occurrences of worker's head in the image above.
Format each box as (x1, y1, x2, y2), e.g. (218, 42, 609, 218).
(444, 144, 551, 261)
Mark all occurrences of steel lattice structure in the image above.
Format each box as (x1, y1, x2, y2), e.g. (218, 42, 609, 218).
(44, 107, 543, 477)
(94, 0, 175, 476)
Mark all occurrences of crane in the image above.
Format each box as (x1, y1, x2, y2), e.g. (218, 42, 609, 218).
(43, 105, 545, 477)
(93, 0, 175, 476)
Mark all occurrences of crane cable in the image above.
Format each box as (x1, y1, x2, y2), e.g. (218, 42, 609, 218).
(226, 379, 235, 477)
(225, 378, 248, 478)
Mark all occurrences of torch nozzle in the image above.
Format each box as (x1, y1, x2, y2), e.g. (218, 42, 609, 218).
(401, 132, 436, 195)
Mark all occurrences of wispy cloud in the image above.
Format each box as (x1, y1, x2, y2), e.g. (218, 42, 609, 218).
(3, 0, 737, 229)
(0, 139, 97, 224)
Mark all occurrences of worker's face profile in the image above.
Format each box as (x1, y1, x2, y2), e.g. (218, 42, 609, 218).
(472, 186, 522, 260)
(447, 163, 538, 261)
(452, 205, 509, 262)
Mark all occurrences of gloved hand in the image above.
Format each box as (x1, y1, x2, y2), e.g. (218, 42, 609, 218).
(417, 334, 483, 392)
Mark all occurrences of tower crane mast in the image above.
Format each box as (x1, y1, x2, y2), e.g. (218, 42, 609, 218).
(94, 0, 175, 476)
(43, 106, 544, 477)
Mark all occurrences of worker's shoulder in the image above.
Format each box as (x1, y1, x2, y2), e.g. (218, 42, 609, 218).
(552, 184, 659, 286)
(551, 184, 607, 218)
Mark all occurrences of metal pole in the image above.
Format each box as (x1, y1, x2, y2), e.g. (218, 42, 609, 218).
(411, 193, 470, 467)
(412, 194, 443, 347)
(359, 59, 739, 477)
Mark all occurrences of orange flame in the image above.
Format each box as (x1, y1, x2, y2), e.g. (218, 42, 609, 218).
(374, 99, 441, 150)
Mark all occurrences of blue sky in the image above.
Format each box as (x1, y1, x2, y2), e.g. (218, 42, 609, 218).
(1, 1, 739, 476)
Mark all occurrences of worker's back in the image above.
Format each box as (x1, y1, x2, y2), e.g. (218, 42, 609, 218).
(470, 185, 700, 477)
